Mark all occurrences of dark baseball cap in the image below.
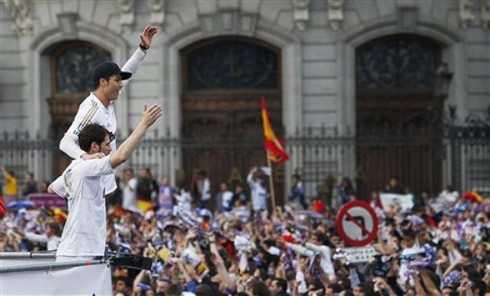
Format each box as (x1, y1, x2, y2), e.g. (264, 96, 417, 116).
(92, 62, 132, 85)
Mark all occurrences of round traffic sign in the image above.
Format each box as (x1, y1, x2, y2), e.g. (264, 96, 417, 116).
(335, 200, 378, 247)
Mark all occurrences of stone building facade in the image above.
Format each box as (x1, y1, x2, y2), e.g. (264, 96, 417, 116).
(0, 0, 489, 201)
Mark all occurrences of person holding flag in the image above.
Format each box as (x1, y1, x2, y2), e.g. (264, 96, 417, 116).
(247, 167, 268, 213)
(260, 96, 289, 209)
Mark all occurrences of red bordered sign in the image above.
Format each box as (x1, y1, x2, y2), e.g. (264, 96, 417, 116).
(336, 200, 379, 247)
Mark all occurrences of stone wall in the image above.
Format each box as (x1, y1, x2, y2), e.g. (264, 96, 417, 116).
(0, 0, 488, 133)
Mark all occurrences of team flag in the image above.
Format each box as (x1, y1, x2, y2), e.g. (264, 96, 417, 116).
(462, 191, 483, 204)
(260, 96, 289, 163)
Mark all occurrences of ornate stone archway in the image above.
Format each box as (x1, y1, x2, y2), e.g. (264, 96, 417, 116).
(160, 16, 303, 194)
(339, 11, 462, 196)
(179, 36, 283, 203)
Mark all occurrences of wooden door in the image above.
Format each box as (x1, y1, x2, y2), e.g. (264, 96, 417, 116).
(181, 98, 285, 208)
(180, 37, 283, 209)
(355, 35, 444, 198)
(355, 97, 443, 198)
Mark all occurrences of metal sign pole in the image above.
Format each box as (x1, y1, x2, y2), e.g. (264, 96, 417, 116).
(0, 259, 107, 274)
(0, 251, 56, 259)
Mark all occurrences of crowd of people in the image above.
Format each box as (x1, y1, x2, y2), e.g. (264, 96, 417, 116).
(1, 167, 489, 296)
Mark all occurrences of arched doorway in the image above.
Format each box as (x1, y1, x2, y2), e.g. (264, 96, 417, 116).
(355, 34, 444, 198)
(180, 37, 284, 207)
(46, 41, 110, 174)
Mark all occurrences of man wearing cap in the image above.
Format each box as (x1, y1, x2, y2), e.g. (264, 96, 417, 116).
(59, 25, 158, 195)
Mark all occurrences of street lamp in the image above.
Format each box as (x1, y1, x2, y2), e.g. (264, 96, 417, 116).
(434, 63, 453, 99)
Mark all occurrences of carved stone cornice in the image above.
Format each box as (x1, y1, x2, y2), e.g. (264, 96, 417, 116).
(147, 0, 165, 27)
(116, 0, 135, 33)
(199, 11, 257, 36)
(4, 0, 33, 37)
(327, 0, 344, 30)
(459, 0, 476, 28)
(182, 98, 281, 112)
(292, 0, 310, 31)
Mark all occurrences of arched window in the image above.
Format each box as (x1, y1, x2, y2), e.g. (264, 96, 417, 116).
(355, 34, 443, 130)
(356, 35, 441, 96)
(181, 37, 281, 97)
(354, 34, 445, 200)
(51, 41, 111, 98)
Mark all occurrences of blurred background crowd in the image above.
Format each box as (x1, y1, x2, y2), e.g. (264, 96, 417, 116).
(0, 165, 489, 296)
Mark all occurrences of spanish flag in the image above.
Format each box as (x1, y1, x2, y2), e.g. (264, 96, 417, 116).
(261, 96, 289, 163)
(462, 191, 483, 204)
(53, 208, 68, 223)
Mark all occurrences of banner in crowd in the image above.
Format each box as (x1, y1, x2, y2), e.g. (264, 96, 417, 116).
(0, 261, 112, 295)
(28, 193, 67, 209)
(379, 193, 414, 212)
(343, 247, 379, 263)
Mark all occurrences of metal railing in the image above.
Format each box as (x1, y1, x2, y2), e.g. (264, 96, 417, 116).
(1, 123, 489, 200)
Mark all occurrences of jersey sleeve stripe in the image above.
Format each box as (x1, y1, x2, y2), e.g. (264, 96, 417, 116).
(77, 105, 99, 132)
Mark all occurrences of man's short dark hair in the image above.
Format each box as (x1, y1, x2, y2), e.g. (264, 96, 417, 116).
(165, 283, 181, 296)
(313, 231, 330, 246)
(123, 168, 134, 174)
(47, 222, 61, 236)
(195, 284, 214, 296)
(473, 280, 487, 296)
(251, 281, 270, 296)
(329, 283, 342, 293)
(78, 124, 110, 153)
(114, 276, 129, 288)
(272, 278, 287, 293)
(93, 73, 113, 89)
(402, 228, 416, 240)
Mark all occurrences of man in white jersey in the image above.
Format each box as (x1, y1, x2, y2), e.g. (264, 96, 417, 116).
(49, 105, 162, 262)
(122, 168, 141, 214)
(59, 25, 158, 195)
(247, 167, 268, 212)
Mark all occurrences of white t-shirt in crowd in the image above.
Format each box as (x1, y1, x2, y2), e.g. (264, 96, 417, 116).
(247, 173, 267, 211)
(24, 232, 60, 251)
(50, 155, 114, 257)
(222, 191, 234, 211)
(122, 178, 140, 213)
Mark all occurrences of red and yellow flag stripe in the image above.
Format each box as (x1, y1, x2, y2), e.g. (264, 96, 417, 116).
(260, 96, 289, 163)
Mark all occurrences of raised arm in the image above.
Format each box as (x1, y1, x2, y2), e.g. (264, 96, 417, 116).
(1, 166, 13, 181)
(247, 167, 257, 185)
(121, 26, 158, 89)
(286, 243, 315, 257)
(110, 104, 162, 168)
(305, 242, 328, 253)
